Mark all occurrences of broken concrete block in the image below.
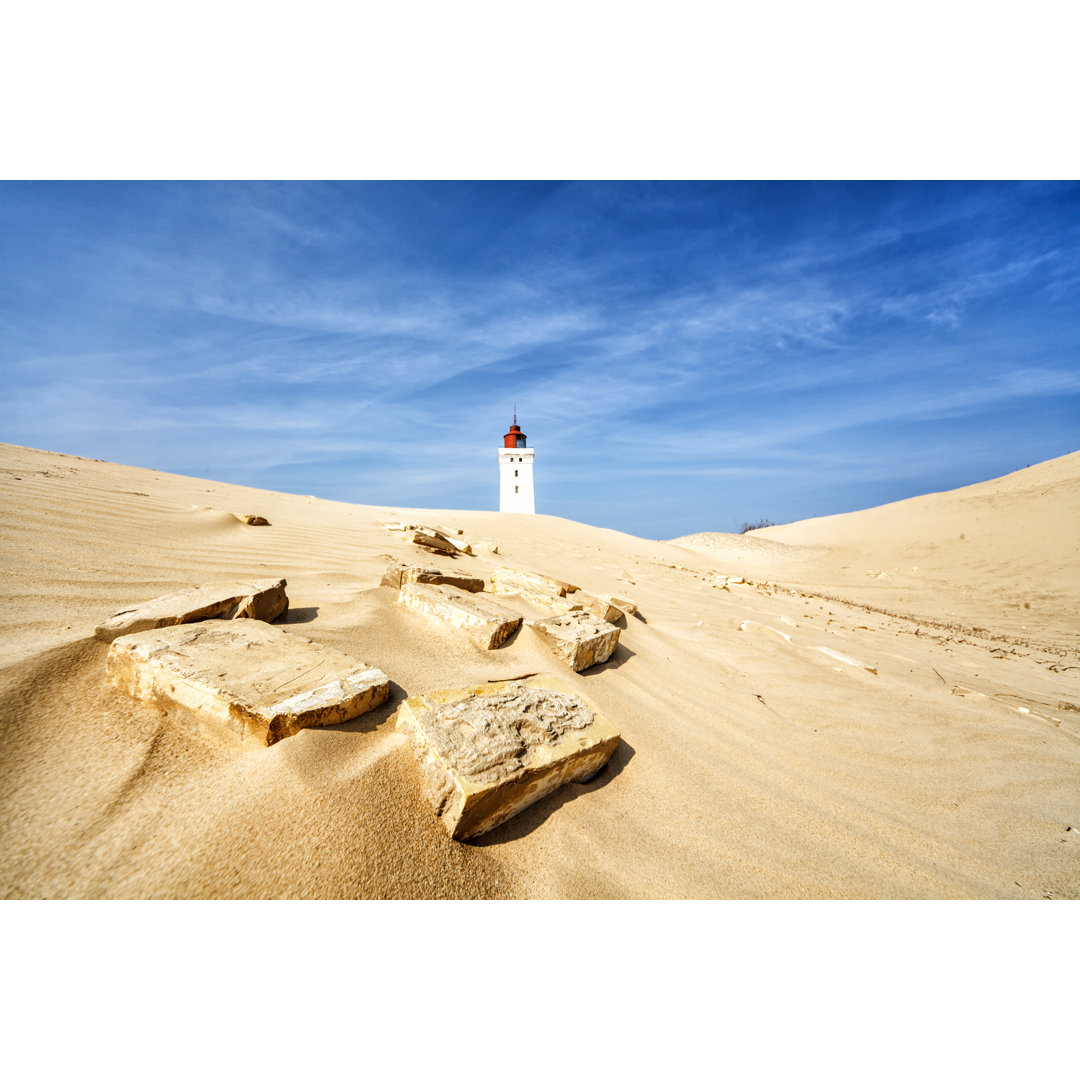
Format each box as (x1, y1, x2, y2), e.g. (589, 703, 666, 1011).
(410, 528, 459, 555)
(490, 579, 571, 614)
(395, 675, 621, 840)
(529, 611, 621, 672)
(398, 582, 521, 649)
(106, 619, 389, 750)
(491, 566, 578, 598)
(234, 514, 270, 526)
(380, 564, 485, 592)
(95, 578, 289, 643)
(601, 594, 638, 616)
(565, 592, 622, 623)
(503, 589, 620, 623)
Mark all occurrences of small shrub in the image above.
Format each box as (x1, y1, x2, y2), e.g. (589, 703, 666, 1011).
(740, 519, 777, 534)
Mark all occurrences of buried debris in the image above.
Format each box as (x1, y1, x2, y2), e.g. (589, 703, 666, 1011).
(530, 610, 621, 672)
(397, 582, 522, 649)
(380, 563, 485, 593)
(234, 514, 270, 526)
(409, 526, 471, 555)
(491, 566, 577, 598)
(395, 676, 621, 840)
(95, 578, 288, 643)
(810, 646, 878, 674)
(106, 619, 390, 750)
(565, 592, 623, 623)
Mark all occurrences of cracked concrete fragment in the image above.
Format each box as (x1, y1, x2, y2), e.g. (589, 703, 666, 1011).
(565, 592, 623, 623)
(95, 578, 288, 643)
(398, 582, 521, 648)
(395, 676, 621, 839)
(529, 611, 621, 672)
(380, 564, 485, 592)
(491, 566, 578, 598)
(410, 528, 459, 554)
(106, 619, 389, 749)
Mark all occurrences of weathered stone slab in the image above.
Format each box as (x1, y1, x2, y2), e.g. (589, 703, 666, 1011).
(565, 592, 622, 623)
(601, 594, 638, 616)
(95, 578, 289, 643)
(395, 675, 621, 840)
(380, 564, 485, 592)
(490, 578, 569, 611)
(106, 619, 389, 750)
(491, 566, 578, 598)
(398, 583, 521, 649)
(410, 528, 458, 555)
(490, 585, 619, 623)
(530, 611, 621, 672)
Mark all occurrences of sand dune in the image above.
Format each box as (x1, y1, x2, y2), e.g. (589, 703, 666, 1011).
(1, 443, 1077, 898)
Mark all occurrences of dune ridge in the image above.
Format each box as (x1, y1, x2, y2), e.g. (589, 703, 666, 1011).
(2, 442, 1077, 899)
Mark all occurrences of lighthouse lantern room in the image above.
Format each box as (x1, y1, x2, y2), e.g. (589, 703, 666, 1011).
(498, 412, 535, 513)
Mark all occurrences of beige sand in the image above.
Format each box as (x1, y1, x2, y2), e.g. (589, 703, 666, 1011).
(1, 442, 1077, 898)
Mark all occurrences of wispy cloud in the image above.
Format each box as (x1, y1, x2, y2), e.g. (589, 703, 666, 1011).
(2, 181, 1077, 536)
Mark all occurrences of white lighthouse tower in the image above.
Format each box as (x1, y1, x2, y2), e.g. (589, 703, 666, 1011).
(498, 411, 535, 513)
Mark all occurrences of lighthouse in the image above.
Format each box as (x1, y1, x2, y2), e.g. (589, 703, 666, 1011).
(498, 412, 535, 513)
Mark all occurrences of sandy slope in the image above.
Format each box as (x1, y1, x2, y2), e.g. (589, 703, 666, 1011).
(2, 443, 1077, 899)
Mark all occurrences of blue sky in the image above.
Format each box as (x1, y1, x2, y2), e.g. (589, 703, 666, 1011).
(2, 180, 1078, 539)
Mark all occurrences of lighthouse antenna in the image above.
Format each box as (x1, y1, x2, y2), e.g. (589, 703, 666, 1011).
(513, 403, 517, 426)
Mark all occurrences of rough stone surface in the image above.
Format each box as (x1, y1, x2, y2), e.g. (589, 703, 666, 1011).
(95, 578, 289, 643)
(491, 566, 578, 598)
(380, 564, 485, 592)
(395, 676, 621, 840)
(410, 528, 458, 555)
(601, 594, 638, 616)
(398, 582, 521, 649)
(566, 592, 623, 623)
(106, 619, 389, 750)
(530, 611, 621, 672)
(490, 578, 568, 611)
(489, 585, 619, 623)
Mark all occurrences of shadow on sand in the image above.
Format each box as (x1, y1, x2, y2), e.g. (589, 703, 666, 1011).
(282, 606, 320, 624)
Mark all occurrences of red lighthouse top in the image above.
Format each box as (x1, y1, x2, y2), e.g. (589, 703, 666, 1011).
(503, 410, 526, 449)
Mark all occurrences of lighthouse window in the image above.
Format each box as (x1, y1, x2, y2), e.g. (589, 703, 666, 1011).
(514, 485, 519, 493)
(514, 469, 518, 477)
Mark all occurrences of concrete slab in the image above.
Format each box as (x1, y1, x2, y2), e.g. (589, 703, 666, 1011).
(530, 611, 621, 672)
(380, 564, 485, 593)
(491, 566, 578, 598)
(395, 675, 621, 840)
(398, 583, 521, 649)
(106, 619, 390, 750)
(95, 578, 288, 643)
(410, 528, 459, 555)
(565, 592, 623, 623)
